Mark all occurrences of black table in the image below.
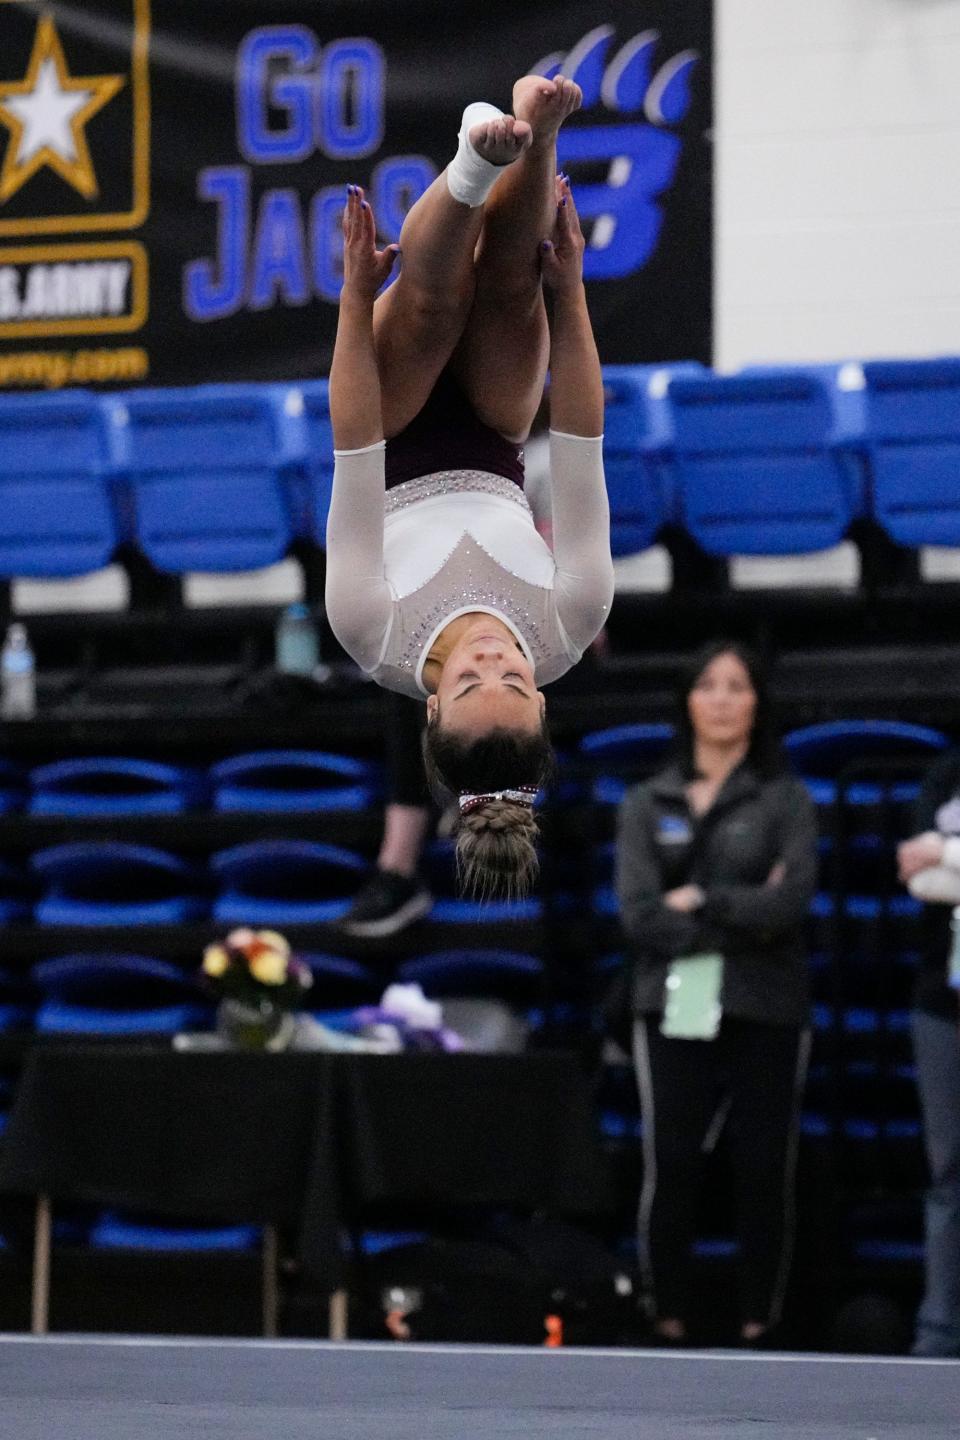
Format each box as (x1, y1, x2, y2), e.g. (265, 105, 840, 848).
(0, 1048, 613, 1336)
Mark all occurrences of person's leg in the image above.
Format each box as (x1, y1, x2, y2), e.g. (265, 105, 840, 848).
(378, 805, 431, 878)
(634, 1016, 720, 1337)
(451, 75, 582, 441)
(339, 694, 433, 938)
(723, 1019, 810, 1340)
(378, 690, 432, 877)
(372, 110, 531, 438)
(911, 1007, 960, 1357)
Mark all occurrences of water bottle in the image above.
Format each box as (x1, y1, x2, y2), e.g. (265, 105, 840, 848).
(0, 622, 36, 720)
(275, 603, 319, 677)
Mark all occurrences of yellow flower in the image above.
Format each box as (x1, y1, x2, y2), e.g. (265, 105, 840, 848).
(249, 948, 287, 985)
(256, 929, 290, 957)
(202, 943, 229, 978)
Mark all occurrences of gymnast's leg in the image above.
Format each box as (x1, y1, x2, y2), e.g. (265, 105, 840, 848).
(451, 74, 582, 442)
(373, 107, 532, 437)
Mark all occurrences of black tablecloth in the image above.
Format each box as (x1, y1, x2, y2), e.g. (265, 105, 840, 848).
(0, 1049, 613, 1287)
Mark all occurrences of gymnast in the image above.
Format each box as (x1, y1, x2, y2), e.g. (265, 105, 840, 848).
(325, 75, 614, 896)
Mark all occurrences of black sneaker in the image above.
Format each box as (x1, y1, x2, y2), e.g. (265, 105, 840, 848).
(338, 868, 432, 938)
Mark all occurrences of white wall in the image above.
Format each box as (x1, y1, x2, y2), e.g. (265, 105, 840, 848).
(715, 0, 960, 369)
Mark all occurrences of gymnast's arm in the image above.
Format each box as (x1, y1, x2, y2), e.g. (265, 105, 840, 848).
(539, 183, 614, 653)
(324, 188, 397, 671)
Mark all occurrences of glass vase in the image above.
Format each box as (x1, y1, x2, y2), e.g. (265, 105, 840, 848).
(216, 995, 295, 1052)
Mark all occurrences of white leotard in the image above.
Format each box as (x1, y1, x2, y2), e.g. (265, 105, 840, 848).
(324, 430, 614, 698)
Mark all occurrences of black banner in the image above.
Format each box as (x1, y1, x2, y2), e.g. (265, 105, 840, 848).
(0, 0, 712, 389)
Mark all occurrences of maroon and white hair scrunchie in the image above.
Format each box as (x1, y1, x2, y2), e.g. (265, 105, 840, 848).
(458, 787, 539, 818)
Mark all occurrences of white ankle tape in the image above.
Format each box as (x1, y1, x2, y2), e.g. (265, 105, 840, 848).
(446, 101, 507, 208)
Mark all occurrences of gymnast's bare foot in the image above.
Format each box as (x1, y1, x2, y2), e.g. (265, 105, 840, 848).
(512, 74, 582, 144)
(468, 113, 532, 165)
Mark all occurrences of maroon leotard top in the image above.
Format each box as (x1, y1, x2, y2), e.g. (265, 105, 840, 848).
(384, 368, 525, 490)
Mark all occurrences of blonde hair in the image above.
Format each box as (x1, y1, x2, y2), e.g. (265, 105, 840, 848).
(422, 710, 553, 900)
(455, 797, 540, 900)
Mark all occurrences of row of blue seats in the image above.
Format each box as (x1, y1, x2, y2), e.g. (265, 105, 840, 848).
(0, 948, 544, 1036)
(0, 838, 539, 926)
(0, 381, 332, 578)
(577, 717, 947, 808)
(605, 356, 960, 558)
(3, 355, 960, 579)
(1, 843, 929, 932)
(0, 719, 942, 818)
(0, 751, 380, 817)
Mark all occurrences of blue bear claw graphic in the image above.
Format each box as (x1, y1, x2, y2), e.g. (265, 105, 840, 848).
(532, 26, 699, 280)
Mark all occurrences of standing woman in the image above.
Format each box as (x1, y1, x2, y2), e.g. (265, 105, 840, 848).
(615, 642, 817, 1345)
(896, 752, 960, 1358)
(325, 75, 613, 897)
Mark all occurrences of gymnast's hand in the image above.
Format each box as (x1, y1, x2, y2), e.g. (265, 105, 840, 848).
(539, 175, 585, 295)
(341, 185, 400, 303)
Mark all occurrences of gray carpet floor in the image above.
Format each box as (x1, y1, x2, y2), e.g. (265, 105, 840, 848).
(0, 1337, 956, 1439)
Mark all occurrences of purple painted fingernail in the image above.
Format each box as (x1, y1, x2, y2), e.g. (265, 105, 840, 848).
(541, 240, 551, 251)
(361, 199, 369, 209)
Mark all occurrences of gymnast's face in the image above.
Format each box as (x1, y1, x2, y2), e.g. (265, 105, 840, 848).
(426, 621, 545, 739)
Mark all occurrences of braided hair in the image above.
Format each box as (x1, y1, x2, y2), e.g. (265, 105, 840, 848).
(423, 714, 554, 899)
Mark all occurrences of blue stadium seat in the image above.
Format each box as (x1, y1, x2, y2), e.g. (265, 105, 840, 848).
(579, 723, 676, 765)
(739, 362, 867, 449)
(603, 362, 709, 447)
(578, 723, 675, 806)
(397, 950, 544, 1003)
(210, 750, 377, 812)
(29, 757, 204, 817)
(31, 953, 210, 1036)
(668, 371, 863, 555)
(117, 386, 294, 573)
(785, 720, 947, 804)
(790, 723, 944, 895)
(351, 1230, 431, 1258)
(601, 372, 671, 557)
(264, 383, 314, 539)
(786, 719, 947, 775)
(31, 842, 207, 926)
(421, 838, 542, 924)
(211, 839, 366, 924)
(592, 887, 619, 921)
(863, 358, 960, 547)
(298, 381, 336, 544)
(89, 1213, 262, 1252)
(0, 392, 119, 577)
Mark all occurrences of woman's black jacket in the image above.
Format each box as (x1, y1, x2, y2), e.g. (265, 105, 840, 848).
(615, 761, 818, 1027)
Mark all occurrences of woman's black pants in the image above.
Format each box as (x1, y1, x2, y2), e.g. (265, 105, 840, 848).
(633, 1013, 810, 1328)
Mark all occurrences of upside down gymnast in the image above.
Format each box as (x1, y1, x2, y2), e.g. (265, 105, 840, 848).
(325, 75, 613, 896)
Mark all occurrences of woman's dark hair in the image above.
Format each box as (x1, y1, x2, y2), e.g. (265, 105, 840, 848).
(423, 714, 555, 899)
(674, 639, 783, 779)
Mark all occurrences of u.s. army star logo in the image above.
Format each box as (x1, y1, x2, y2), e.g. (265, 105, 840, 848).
(0, 14, 124, 203)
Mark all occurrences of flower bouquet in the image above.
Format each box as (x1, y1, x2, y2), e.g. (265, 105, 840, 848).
(202, 927, 312, 1051)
